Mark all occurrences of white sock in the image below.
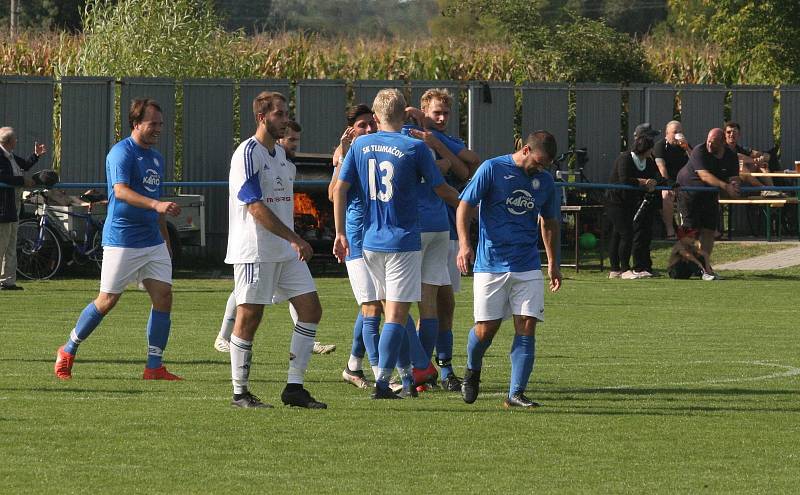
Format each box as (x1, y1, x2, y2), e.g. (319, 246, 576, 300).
(218, 292, 237, 341)
(371, 365, 381, 381)
(348, 355, 362, 372)
(230, 334, 252, 395)
(288, 321, 317, 384)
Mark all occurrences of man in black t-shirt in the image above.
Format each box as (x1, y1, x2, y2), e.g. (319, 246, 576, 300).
(676, 128, 740, 272)
(724, 121, 776, 192)
(654, 120, 691, 238)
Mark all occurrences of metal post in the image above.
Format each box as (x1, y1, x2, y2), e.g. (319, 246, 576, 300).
(10, 0, 19, 39)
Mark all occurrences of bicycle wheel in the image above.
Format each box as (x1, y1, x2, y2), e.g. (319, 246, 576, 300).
(16, 220, 63, 280)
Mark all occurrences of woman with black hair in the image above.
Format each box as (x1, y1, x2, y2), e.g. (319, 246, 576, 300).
(606, 124, 668, 279)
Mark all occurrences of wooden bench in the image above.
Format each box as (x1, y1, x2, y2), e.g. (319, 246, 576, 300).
(718, 197, 799, 241)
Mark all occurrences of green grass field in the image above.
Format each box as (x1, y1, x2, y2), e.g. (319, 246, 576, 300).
(2, 246, 799, 494)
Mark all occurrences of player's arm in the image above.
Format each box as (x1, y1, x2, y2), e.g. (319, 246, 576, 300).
(113, 183, 180, 216)
(457, 149, 481, 177)
(328, 145, 344, 203)
(455, 200, 475, 274)
(247, 201, 313, 262)
(696, 170, 738, 196)
(433, 182, 460, 209)
(540, 216, 562, 292)
(332, 179, 351, 263)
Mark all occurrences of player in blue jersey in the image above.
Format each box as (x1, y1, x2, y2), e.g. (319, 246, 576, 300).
(403, 88, 480, 391)
(456, 131, 562, 408)
(327, 104, 382, 389)
(54, 98, 182, 381)
(332, 88, 459, 399)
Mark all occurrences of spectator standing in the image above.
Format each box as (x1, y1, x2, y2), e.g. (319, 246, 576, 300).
(606, 124, 666, 279)
(0, 127, 47, 290)
(653, 121, 691, 239)
(676, 128, 740, 274)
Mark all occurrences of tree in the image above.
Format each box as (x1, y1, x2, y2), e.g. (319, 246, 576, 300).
(444, 0, 651, 82)
(668, 0, 800, 84)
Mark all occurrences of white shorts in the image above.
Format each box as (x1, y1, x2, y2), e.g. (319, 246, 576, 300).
(421, 231, 451, 286)
(447, 239, 461, 293)
(345, 257, 379, 304)
(473, 270, 545, 322)
(234, 258, 316, 305)
(100, 243, 172, 294)
(362, 249, 421, 303)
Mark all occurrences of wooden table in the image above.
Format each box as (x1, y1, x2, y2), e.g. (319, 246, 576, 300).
(750, 172, 800, 238)
(718, 197, 799, 241)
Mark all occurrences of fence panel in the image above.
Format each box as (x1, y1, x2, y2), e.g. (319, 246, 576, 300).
(520, 83, 569, 156)
(239, 79, 291, 141)
(409, 81, 461, 139)
(295, 80, 346, 154)
(120, 78, 177, 180)
(60, 77, 115, 182)
(780, 86, 800, 168)
(468, 82, 515, 159)
(730, 85, 775, 152)
(679, 85, 726, 146)
(182, 79, 234, 259)
(575, 84, 622, 182)
(627, 84, 676, 144)
(0, 76, 54, 171)
(353, 79, 401, 110)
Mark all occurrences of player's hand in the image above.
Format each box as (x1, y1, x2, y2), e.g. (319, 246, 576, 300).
(548, 265, 562, 292)
(292, 237, 314, 262)
(408, 128, 442, 150)
(333, 234, 349, 263)
(405, 107, 425, 124)
(156, 201, 181, 216)
(456, 245, 474, 274)
(340, 127, 357, 153)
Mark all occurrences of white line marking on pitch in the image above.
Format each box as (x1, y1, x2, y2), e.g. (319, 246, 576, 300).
(603, 361, 800, 389)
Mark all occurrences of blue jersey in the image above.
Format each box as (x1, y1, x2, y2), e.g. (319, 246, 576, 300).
(401, 125, 467, 235)
(102, 137, 164, 248)
(340, 130, 444, 253)
(459, 154, 558, 273)
(344, 185, 364, 261)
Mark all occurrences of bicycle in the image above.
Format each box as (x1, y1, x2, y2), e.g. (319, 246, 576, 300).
(16, 189, 107, 280)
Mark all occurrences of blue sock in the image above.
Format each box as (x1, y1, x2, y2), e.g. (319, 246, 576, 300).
(404, 315, 429, 369)
(64, 302, 104, 355)
(466, 327, 492, 371)
(376, 322, 404, 387)
(396, 327, 411, 369)
(509, 335, 535, 397)
(146, 309, 171, 369)
(418, 318, 438, 362)
(362, 316, 381, 366)
(436, 328, 454, 380)
(350, 311, 366, 358)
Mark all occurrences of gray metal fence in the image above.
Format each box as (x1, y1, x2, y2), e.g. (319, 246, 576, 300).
(4, 75, 800, 258)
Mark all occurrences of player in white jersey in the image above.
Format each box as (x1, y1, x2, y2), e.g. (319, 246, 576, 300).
(214, 121, 335, 356)
(225, 91, 325, 409)
(54, 98, 182, 381)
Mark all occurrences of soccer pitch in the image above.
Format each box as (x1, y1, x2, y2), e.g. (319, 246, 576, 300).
(2, 266, 798, 493)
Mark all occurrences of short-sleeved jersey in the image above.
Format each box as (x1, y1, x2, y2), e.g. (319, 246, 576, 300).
(400, 125, 451, 233)
(339, 130, 444, 253)
(102, 137, 164, 248)
(677, 144, 739, 189)
(460, 154, 559, 273)
(225, 137, 296, 264)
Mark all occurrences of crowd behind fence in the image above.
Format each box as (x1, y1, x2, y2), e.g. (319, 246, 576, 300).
(3, 76, 800, 259)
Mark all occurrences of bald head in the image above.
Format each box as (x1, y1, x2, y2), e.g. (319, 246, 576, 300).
(706, 128, 725, 156)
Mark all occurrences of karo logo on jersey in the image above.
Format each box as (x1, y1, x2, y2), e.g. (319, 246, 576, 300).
(506, 189, 535, 215)
(142, 168, 161, 193)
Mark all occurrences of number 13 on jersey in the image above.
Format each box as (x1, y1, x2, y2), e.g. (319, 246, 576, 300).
(368, 158, 394, 202)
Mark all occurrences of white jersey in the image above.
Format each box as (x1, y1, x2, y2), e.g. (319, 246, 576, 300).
(225, 137, 296, 264)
